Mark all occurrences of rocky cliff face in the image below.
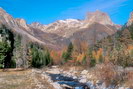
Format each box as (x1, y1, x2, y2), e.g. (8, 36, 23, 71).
(127, 11, 133, 26)
(30, 22, 47, 31)
(0, 7, 121, 49)
(85, 10, 114, 26)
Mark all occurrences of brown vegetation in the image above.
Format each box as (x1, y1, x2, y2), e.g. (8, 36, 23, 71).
(0, 69, 54, 89)
(95, 63, 118, 86)
(50, 50, 62, 65)
(126, 71, 133, 88)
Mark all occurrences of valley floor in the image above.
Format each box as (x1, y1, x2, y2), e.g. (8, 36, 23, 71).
(0, 69, 54, 89)
(0, 65, 133, 89)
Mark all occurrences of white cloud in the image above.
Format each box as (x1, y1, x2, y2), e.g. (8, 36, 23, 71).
(59, 0, 128, 19)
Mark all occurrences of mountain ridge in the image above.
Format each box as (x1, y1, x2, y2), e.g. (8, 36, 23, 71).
(0, 7, 121, 49)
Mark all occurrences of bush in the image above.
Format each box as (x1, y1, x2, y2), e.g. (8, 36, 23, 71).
(10, 59, 16, 68)
(108, 45, 133, 68)
(126, 71, 133, 88)
(81, 55, 87, 65)
(90, 58, 96, 67)
(50, 50, 62, 65)
(95, 63, 121, 87)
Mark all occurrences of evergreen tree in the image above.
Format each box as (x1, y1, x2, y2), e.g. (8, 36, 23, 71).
(30, 43, 52, 68)
(62, 42, 74, 62)
(45, 50, 52, 66)
(0, 41, 11, 68)
(0, 25, 15, 68)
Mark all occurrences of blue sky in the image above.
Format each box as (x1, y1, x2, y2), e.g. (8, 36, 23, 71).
(0, 0, 132, 25)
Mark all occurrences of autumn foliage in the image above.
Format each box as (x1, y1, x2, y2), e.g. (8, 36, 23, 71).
(92, 48, 103, 63)
(50, 50, 62, 65)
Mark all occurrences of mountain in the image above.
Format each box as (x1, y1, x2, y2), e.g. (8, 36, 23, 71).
(0, 8, 70, 50)
(32, 10, 119, 37)
(31, 19, 84, 38)
(92, 11, 133, 67)
(40, 10, 120, 45)
(70, 22, 118, 45)
(0, 8, 120, 49)
(127, 11, 133, 26)
(85, 10, 114, 25)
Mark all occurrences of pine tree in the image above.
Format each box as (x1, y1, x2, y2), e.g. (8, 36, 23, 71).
(62, 42, 74, 62)
(30, 43, 52, 68)
(0, 25, 15, 68)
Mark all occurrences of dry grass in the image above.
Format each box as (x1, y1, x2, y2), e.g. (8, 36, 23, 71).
(34, 73, 54, 89)
(0, 69, 35, 89)
(92, 63, 133, 88)
(94, 63, 121, 87)
(125, 71, 133, 88)
(0, 69, 54, 89)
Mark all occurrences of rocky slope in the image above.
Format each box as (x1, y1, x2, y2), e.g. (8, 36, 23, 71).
(0, 8, 120, 49)
(0, 8, 69, 50)
(85, 10, 114, 25)
(31, 10, 120, 45)
(32, 10, 120, 38)
(30, 10, 121, 45)
(127, 11, 133, 26)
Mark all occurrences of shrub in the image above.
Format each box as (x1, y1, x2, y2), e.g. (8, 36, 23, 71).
(99, 55, 104, 63)
(126, 71, 133, 88)
(82, 55, 86, 64)
(50, 50, 62, 65)
(90, 58, 96, 67)
(95, 63, 120, 87)
(131, 49, 133, 57)
(10, 59, 16, 68)
(109, 46, 133, 67)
